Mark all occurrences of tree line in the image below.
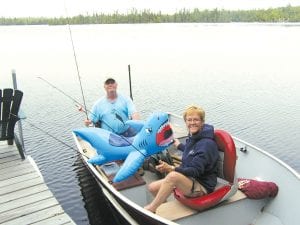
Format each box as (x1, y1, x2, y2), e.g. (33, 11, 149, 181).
(1, 5, 300, 25)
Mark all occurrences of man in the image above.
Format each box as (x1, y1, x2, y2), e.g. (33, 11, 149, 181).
(84, 78, 140, 137)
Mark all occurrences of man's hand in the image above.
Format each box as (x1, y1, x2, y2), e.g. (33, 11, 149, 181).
(84, 119, 92, 127)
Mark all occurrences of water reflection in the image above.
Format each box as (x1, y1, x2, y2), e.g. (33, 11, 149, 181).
(73, 156, 119, 225)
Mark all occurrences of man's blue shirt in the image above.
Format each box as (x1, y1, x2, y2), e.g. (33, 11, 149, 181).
(89, 94, 136, 134)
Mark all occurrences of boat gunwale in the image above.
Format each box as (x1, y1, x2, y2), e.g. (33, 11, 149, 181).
(72, 133, 178, 225)
(232, 135, 300, 180)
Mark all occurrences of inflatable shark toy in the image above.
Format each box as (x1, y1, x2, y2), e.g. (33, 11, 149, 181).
(73, 112, 174, 182)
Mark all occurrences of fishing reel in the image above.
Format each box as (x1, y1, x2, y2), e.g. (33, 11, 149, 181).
(143, 150, 174, 179)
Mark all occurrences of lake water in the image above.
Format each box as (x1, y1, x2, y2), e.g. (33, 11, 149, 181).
(1, 23, 300, 224)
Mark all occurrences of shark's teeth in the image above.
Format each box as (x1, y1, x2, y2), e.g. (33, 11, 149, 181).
(156, 119, 173, 146)
(159, 136, 174, 146)
(158, 119, 169, 133)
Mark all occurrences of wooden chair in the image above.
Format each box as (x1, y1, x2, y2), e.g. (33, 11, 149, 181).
(0, 88, 25, 159)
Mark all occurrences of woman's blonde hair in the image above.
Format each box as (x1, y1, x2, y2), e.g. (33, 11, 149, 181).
(183, 105, 205, 122)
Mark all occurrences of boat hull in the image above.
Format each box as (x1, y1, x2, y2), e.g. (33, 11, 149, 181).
(73, 113, 300, 225)
(78, 146, 173, 225)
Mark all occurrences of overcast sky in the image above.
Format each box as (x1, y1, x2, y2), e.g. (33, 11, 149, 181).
(1, 0, 300, 18)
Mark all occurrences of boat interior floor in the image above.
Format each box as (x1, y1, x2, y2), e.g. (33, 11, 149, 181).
(118, 170, 267, 223)
(155, 189, 247, 221)
(80, 141, 269, 224)
(80, 140, 276, 225)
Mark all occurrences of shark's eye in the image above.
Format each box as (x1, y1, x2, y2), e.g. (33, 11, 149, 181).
(145, 128, 152, 134)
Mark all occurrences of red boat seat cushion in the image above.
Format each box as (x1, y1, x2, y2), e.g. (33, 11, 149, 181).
(174, 129, 237, 211)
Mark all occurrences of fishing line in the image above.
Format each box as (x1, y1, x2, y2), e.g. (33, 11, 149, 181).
(12, 111, 168, 169)
(64, 1, 88, 120)
(37, 77, 84, 108)
(76, 102, 148, 158)
(11, 113, 95, 166)
(37, 77, 147, 158)
(46, 2, 148, 159)
(38, 76, 111, 125)
(26, 121, 77, 150)
(10, 112, 77, 151)
(23, 119, 83, 166)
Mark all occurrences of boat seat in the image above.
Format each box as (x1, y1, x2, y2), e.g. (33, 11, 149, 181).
(0, 88, 25, 159)
(173, 129, 238, 211)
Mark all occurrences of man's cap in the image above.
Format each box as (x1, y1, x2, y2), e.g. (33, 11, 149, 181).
(104, 78, 116, 85)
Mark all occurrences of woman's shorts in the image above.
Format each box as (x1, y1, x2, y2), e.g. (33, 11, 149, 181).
(185, 177, 208, 198)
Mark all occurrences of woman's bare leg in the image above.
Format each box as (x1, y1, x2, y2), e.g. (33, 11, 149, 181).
(147, 179, 164, 197)
(144, 172, 194, 213)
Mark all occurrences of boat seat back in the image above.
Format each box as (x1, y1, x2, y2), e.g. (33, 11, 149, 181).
(174, 129, 237, 211)
(214, 129, 236, 184)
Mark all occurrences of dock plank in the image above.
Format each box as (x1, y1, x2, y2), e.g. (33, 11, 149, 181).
(0, 197, 59, 223)
(0, 176, 44, 195)
(0, 158, 24, 169)
(0, 151, 19, 158)
(0, 155, 21, 164)
(0, 143, 75, 224)
(1, 205, 66, 225)
(32, 213, 76, 225)
(0, 183, 49, 204)
(0, 172, 40, 188)
(0, 190, 53, 214)
(0, 165, 36, 181)
(0, 146, 17, 155)
(0, 161, 35, 175)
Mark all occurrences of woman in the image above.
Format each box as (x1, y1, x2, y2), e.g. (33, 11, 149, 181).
(144, 105, 219, 213)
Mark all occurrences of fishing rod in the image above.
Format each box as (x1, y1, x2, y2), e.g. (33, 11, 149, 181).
(128, 64, 133, 100)
(58, 2, 148, 159)
(64, 1, 88, 120)
(37, 76, 173, 168)
(10, 112, 77, 151)
(126, 66, 162, 161)
(37, 77, 147, 158)
(37, 76, 84, 109)
(26, 120, 77, 150)
(38, 76, 124, 125)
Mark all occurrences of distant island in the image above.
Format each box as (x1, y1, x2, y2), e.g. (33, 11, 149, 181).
(1, 5, 300, 25)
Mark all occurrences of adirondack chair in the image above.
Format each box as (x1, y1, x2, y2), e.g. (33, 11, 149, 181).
(0, 88, 25, 159)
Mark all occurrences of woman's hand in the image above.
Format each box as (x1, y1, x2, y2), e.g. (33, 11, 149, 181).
(173, 138, 181, 148)
(155, 160, 175, 173)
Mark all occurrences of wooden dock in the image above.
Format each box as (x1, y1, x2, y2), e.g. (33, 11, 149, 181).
(0, 141, 76, 225)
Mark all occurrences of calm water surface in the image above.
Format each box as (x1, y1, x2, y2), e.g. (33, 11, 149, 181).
(1, 23, 300, 224)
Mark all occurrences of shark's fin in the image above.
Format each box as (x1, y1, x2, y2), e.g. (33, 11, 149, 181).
(125, 120, 145, 133)
(87, 155, 106, 165)
(112, 150, 146, 182)
(73, 128, 110, 155)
